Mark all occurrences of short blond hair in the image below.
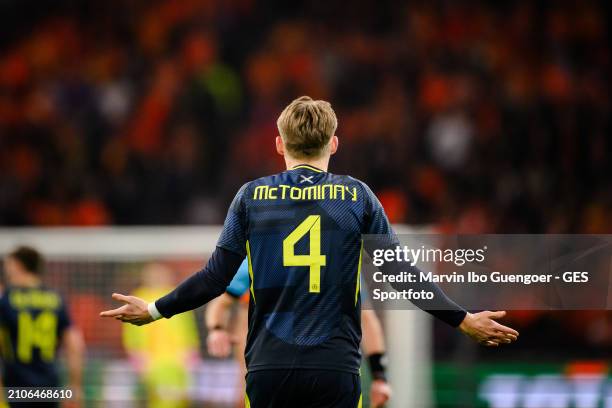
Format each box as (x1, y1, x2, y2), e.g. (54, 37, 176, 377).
(277, 96, 338, 159)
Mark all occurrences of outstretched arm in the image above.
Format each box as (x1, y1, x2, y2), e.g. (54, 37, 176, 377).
(101, 183, 250, 325)
(375, 255, 518, 345)
(100, 246, 244, 325)
(360, 181, 519, 346)
(371, 249, 518, 346)
(458, 310, 518, 346)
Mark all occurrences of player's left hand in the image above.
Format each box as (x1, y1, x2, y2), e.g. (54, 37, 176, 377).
(459, 311, 519, 346)
(99, 293, 153, 326)
(370, 379, 392, 407)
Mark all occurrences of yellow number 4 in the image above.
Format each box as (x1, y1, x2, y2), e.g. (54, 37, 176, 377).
(283, 215, 327, 293)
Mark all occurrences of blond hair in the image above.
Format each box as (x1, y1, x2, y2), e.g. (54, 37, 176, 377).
(276, 96, 338, 159)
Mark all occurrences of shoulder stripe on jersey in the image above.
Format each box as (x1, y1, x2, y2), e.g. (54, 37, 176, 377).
(355, 239, 363, 306)
(246, 241, 256, 304)
(292, 164, 324, 173)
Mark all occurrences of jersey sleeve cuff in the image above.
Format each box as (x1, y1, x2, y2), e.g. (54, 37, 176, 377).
(148, 301, 163, 321)
(449, 310, 468, 327)
(225, 289, 242, 299)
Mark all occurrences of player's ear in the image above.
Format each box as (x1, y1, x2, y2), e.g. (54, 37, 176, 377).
(276, 136, 285, 156)
(329, 136, 338, 155)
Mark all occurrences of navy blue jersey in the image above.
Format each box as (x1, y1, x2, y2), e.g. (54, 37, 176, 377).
(216, 164, 394, 374)
(0, 286, 71, 387)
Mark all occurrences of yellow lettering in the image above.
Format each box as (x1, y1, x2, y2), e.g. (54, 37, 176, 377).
(322, 184, 333, 199)
(253, 186, 269, 200)
(303, 186, 317, 200)
(290, 187, 302, 200)
(334, 185, 345, 200)
(280, 185, 290, 199)
(250, 183, 358, 201)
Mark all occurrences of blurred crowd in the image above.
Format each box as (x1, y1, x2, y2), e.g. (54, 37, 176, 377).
(0, 0, 610, 232)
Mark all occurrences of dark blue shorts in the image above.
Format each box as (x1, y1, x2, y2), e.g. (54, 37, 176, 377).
(245, 369, 362, 408)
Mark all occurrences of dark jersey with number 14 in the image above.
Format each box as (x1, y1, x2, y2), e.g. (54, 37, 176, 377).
(217, 164, 392, 374)
(0, 286, 71, 387)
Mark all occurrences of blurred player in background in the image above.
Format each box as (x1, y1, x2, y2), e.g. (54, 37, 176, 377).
(122, 263, 200, 408)
(0, 246, 84, 408)
(102, 96, 518, 407)
(205, 271, 249, 408)
(206, 259, 392, 407)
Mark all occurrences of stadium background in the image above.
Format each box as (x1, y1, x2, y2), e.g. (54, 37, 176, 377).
(0, 0, 610, 407)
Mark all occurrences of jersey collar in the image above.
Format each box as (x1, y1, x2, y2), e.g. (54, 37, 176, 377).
(291, 164, 325, 173)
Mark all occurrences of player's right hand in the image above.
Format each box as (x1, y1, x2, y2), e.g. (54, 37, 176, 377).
(459, 311, 519, 346)
(207, 328, 234, 358)
(99, 293, 153, 326)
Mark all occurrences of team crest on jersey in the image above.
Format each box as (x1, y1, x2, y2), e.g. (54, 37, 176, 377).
(299, 175, 314, 184)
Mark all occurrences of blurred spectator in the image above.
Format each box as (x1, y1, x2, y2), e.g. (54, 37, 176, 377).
(0, 0, 608, 233)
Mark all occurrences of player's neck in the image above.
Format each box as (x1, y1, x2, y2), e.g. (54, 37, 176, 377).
(284, 155, 330, 172)
(11, 273, 41, 288)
